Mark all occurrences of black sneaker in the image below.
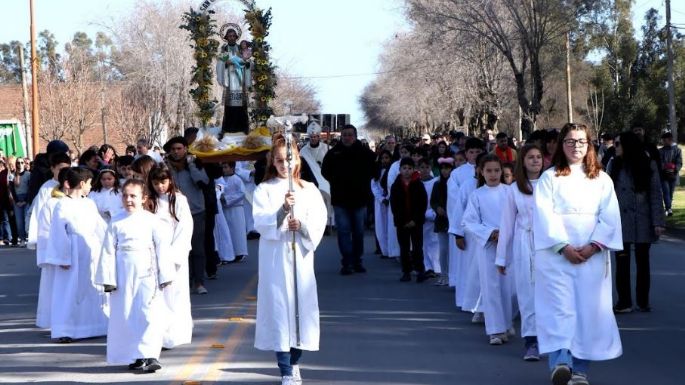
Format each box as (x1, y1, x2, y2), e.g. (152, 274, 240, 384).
(352, 264, 367, 273)
(340, 266, 354, 275)
(416, 273, 428, 283)
(424, 270, 436, 278)
(57, 337, 73, 344)
(142, 358, 162, 373)
(246, 231, 261, 240)
(128, 359, 145, 370)
(399, 273, 411, 282)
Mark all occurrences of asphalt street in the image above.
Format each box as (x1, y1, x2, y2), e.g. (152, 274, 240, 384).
(0, 231, 683, 384)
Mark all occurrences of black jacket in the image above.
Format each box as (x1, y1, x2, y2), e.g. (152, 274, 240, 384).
(390, 176, 427, 228)
(321, 140, 376, 208)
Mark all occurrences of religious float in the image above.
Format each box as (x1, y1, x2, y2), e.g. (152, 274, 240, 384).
(180, 0, 285, 162)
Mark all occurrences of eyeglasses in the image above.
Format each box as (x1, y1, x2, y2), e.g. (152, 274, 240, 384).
(563, 139, 589, 147)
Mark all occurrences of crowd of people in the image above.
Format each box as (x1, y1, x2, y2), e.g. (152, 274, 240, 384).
(0, 121, 681, 385)
(354, 123, 681, 385)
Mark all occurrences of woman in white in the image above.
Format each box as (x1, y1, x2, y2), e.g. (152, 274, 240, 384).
(495, 144, 543, 361)
(45, 167, 108, 342)
(253, 134, 327, 385)
(371, 150, 392, 259)
(95, 179, 174, 373)
(533, 123, 623, 385)
(147, 166, 194, 349)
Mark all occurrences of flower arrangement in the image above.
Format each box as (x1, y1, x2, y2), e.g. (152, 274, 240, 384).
(180, 8, 220, 126)
(243, 1, 276, 127)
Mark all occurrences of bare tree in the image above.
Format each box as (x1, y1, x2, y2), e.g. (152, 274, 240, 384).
(271, 70, 322, 116)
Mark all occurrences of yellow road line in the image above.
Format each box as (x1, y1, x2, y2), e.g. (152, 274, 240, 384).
(170, 274, 258, 384)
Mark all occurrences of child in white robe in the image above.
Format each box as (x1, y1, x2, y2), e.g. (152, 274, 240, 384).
(462, 154, 513, 346)
(418, 158, 439, 277)
(218, 161, 248, 261)
(214, 182, 235, 263)
(495, 144, 544, 361)
(148, 166, 194, 349)
(533, 123, 623, 385)
(45, 167, 108, 342)
(34, 167, 70, 329)
(385, 145, 412, 260)
(95, 179, 175, 373)
(88, 169, 124, 223)
(253, 134, 327, 385)
(430, 157, 454, 286)
(371, 150, 392, 258)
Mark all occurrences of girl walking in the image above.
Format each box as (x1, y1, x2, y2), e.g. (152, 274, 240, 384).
(496, 145, 543, 360)
(533, 123, 623, 385)
(252, 134, 327, 385)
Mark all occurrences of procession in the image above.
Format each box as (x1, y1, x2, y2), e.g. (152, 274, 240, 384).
(1, 0, 685, 385)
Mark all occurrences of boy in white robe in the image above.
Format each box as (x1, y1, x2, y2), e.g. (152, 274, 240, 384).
(418, 158, 439, 277)
(34, 167, 70, 329)
(27, 153, 71, 250)
(95, 179, 175, 373)
(45, 167, 108, 342)
(533, 124, 622, 385)
(218, 162, 248, 261)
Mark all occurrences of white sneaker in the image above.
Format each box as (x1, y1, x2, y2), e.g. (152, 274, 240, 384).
(282, 375, 297, 385)
(489, 335, 503, 345)
(292, 365, 302, 383)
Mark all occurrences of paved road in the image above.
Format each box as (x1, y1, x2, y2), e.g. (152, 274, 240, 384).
(0, 231, 683, 384)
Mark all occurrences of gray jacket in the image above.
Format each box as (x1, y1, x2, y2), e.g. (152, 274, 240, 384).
(609, 160, 665, 243)
(167, 159, 209, 215)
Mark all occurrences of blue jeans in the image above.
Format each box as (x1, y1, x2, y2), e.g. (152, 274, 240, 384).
(662, 178, 678, 210)
(276, 348, 302, 376)
(548, 349, 589, 375)
(333, 206, 366, 267)
(0, 210, 11, 241)
(13, 194, 28, 241)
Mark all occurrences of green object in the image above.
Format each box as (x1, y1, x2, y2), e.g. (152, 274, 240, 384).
(0, 122, 25, 158)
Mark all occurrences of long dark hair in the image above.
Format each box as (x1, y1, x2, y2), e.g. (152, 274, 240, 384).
(514, 144, 543, 195)
(263, 133, 304, 187)
(552, 123, 601, 179)
(131, 155, 156, 183)
(147, 165, 180, 222)
(91, 168, 120, 193)
(610, 131, 651, 193)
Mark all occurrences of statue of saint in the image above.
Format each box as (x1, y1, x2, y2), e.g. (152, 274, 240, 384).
(216, 23, 252, 134)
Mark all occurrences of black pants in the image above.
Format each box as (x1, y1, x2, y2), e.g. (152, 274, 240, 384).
(189, 213, 207, 286)
(397, 226, 425, 274)
(204, 211, 219, 276)
(615, 242, 651, 309)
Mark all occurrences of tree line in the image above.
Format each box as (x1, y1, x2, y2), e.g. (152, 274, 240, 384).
(360, 0, 685, 143)
(0, 0, 321, 153)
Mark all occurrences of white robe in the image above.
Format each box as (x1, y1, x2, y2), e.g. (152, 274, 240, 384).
(218, 175, 248, 257)
(446, 163, 475, 289)
(533, 165, 623, 360)
(27, 179, 59, 249)
(371, 170, 388, 256)
(385, 161, 401, 257)
(422, 177, 439, 272)
(154, 193, 194, 349)
(95, 210, 175, 364)
(214, 184, 235, 262)
(453, 177, 480, 311)
(88, 188, 124, 222)
(236, 161, 256, 233)
(496, 181, 538, 338)
(253, 178, 327, 352)
(35, 194, 62, 329)
(45, 198, 109, 339)
(463, 184, 513, 335)
(300, 144, 333, 227)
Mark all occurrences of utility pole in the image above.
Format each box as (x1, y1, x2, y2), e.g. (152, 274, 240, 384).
(665, 0, 677, 142)
(565, 32, 573, 123)
(29, 0, 40, 156)
(18, 46, 33, 159)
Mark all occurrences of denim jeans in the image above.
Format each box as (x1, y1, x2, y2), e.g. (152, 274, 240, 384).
(333, 206, 366, 267)
(13, 194, 28, 241)
(0, 210, 10, 241)
(276, 348, 302, 376)
(661, 178, 678, 210)
(548, 349, 589, 375)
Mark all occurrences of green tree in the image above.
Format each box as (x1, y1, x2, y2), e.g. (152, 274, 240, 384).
(0, 40, 24, 83)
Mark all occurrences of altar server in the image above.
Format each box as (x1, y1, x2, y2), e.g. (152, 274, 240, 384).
(45, 167, 108, 342)
(462, 154, 513, 345)
(496, 144, 543, 361)
(96, 179, 174, 373)
(253, 134, 327, 385)
(218, 161, 248, 261)
(148, 166, 194, 349)
(533, 123, 623, 385)
(88, 168, 124, 222)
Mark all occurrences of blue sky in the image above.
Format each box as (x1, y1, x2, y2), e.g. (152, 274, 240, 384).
(1, 0, 683, 127)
